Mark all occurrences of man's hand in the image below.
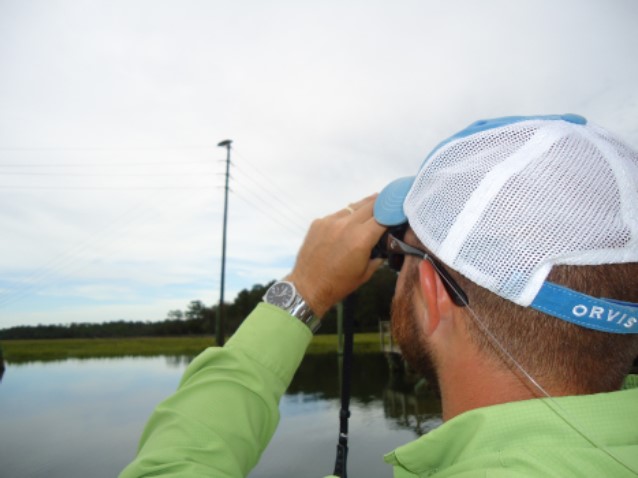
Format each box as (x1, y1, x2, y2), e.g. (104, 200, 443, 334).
(286, 194, 386, 318)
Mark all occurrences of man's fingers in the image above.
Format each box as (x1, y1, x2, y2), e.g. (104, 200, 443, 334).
(361, 215, 387, 243)
(348, 194, 378, 212)
(345, 195, 386, 251)
(349, 194, 377, 221)
(334, 206, 355, 218)
(330, 194, 378, 220)
(364, 258, 385, 281)
(288, 193, 388, 316)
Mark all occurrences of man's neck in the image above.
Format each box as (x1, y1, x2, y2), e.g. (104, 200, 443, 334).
(437, 350, 550, 421)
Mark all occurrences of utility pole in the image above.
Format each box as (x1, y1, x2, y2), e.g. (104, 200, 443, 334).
(216, 139, 232, 346)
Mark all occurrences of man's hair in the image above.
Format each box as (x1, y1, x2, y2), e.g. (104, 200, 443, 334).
(452, 261, 638, 393)
(408, 232, 638, 393)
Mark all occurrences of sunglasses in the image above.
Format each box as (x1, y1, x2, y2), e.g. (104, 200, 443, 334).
(372, 226, 469, 307)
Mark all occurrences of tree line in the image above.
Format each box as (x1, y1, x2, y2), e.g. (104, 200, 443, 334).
(0, 268, 397, 340)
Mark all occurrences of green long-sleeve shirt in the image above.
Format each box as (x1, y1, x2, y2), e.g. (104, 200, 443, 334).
(121, 303, 638, 477)
(120, 303, 312, 477)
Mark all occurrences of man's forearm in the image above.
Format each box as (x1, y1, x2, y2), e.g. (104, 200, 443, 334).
(119, 304, 313, 478)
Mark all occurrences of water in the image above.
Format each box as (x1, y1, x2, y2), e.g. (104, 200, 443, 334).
(0, 353, 441, 478)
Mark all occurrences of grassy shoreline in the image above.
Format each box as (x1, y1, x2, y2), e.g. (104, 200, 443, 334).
(1, 333, 382, 364)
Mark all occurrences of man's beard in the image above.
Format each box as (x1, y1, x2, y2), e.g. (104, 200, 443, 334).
(391, 275, 439, 387)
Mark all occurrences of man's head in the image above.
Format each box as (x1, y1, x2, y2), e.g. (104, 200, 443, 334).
(374, 114, 638, 394)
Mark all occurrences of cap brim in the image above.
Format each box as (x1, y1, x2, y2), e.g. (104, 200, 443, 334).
(374, 176, 415, 227)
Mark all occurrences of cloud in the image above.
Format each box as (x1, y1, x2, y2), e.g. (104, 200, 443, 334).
(0, 0, 637, 328)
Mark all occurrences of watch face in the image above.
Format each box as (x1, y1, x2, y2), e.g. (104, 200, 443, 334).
(265, 282, 296, 309)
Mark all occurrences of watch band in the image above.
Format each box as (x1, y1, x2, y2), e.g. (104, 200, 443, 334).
(288, 295, 321, 333)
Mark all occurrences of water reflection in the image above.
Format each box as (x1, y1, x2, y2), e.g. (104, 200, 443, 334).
(252, 353, 441, 478)
(383, 384, 442, 435)
(0, 344, 5, 382)
(0, 353, 195, 374)
(164, 354, 195, 368)
(0, 356, 187, 478)
(137, 352, 442, 434)
(0, 352, 441, 478)
(288, 353, 442, 437)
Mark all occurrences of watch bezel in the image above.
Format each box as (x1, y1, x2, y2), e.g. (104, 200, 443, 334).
(264, 281, 296, 309)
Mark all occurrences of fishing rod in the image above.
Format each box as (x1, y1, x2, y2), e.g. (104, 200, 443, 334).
(331, 231, 402, 477)
(332, 294, 356, 478)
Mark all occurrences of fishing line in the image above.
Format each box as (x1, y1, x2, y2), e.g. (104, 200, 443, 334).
(434, 266, 638, 476)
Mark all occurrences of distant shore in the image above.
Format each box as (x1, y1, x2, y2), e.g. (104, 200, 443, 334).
(1, 333, 382, 364)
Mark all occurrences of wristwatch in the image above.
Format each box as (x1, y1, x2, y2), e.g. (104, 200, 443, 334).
(263, 281, 321, 333)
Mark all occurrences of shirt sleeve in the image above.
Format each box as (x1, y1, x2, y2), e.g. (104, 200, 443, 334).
(119, 303, 313, 478)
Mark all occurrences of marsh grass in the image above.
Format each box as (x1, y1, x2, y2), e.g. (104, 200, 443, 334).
(1, 337, 214, 363)
(1, 333, 382, 364)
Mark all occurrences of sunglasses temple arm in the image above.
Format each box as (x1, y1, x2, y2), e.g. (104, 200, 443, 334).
(428, 259, 469, 307)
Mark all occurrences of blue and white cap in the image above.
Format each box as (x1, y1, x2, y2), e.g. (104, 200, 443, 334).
(375, 114, 638, 334)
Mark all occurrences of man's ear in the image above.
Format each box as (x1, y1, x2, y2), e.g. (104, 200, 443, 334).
(418, 260, 455, 335)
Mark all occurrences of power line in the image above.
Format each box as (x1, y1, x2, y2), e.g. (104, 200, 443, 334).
(0, 171, 218, 177)
(232, 162, 309, 226)
(0, 143, 315, 313)
(0, 185, 218, 308)
(0, 157, 224, 307)
(0, 145, 216, 152)
(230, 176, 309, 232)
(223, 147, 317, 234)
(231, 148, 315, 221)
(233, 186, 307, 234)
(0, 185, 215, 191)
(233, 190, 306, 236)
(0, 160, 215, 168)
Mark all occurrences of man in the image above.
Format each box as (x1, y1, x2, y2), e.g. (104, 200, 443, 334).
(120, 114, 638, 477)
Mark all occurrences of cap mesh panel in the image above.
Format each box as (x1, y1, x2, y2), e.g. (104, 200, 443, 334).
(405, 120, 638, 306)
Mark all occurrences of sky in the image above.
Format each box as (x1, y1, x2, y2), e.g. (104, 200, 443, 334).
(0, 0, 637, 329)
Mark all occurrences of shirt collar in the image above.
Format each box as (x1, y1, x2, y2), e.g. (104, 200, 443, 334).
(384, 381, 638, 476)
